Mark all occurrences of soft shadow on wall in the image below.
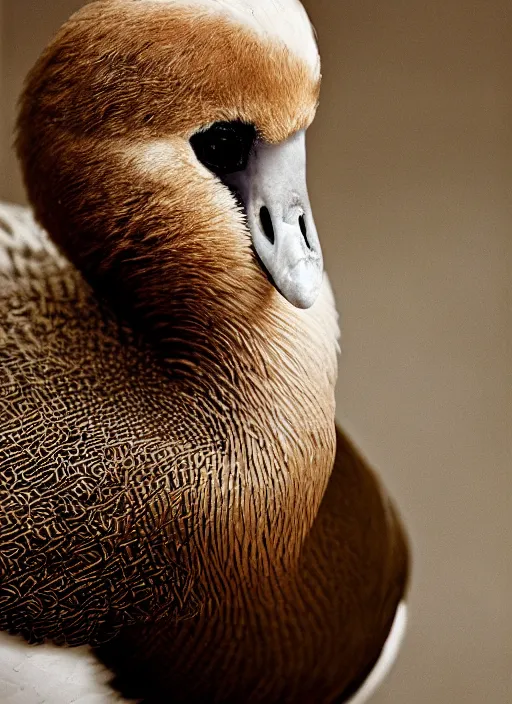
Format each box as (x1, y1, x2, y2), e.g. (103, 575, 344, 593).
(1, 2, 511, 704)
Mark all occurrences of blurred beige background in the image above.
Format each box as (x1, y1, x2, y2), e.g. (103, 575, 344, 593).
(1, 1, 511, 703)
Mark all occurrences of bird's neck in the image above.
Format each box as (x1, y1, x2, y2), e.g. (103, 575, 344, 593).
(94, 260, 341, 572)
(152, 278, 340, 571)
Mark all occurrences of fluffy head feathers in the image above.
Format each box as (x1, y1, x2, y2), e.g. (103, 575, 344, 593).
(16, 0, 325, 330)
(139, 0, 320, 76)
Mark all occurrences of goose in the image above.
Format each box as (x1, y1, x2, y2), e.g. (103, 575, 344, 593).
(0, 0, 410, 702)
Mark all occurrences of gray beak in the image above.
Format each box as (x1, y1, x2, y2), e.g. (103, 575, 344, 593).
(226, 130, 323, 309)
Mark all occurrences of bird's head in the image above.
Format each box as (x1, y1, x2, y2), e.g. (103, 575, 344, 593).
(17, 0, 326, 342)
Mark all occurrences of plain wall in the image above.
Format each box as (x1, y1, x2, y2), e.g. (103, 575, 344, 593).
(1, 1, 511, 703)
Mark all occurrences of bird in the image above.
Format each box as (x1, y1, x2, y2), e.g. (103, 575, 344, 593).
(0, 0, 410, 702)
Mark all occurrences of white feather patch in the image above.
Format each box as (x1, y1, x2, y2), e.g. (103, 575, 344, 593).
(0, 634, 119, 703)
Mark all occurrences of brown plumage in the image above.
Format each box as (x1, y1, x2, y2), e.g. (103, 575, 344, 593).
(0, 0, 410, 701)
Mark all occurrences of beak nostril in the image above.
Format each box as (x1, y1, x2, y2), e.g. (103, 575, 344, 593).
(299, 214, 311, 250)
(259, 206, 275, 245)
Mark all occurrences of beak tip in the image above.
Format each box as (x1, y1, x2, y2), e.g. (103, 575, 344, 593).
(277, 265, 324, 310)
(284, 287, 321, 310)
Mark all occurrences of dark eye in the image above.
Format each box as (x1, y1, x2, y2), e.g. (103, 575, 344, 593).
(190, 121, 256, 176)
